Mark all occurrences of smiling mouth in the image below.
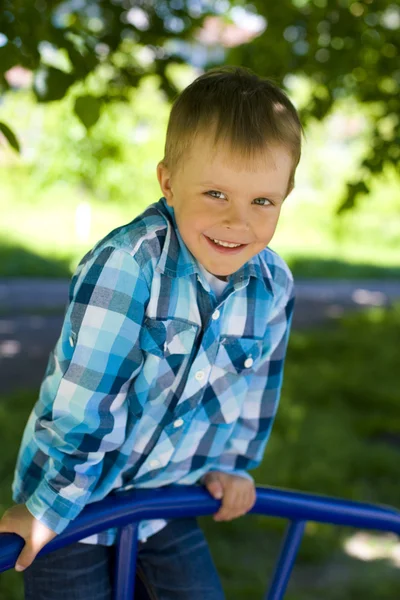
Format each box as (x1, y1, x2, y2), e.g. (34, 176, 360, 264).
(204, 235, 248, 253)
(205, 236, 247, 246)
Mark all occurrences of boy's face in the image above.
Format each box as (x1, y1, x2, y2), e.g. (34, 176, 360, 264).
(157, 131, 293, 281)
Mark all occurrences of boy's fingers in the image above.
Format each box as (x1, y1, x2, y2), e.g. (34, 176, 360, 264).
(15, 530, 56, 571)
(214, 488, 239, 520)
(15, 543, 36, 572)
(214, 490, 252, 521)
(242, 488, 255, 510)
(204, 474, 256, 520)
(206, 480, 224, 499)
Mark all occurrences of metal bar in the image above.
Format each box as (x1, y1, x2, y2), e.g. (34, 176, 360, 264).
(1, 485, 400, 591)
(114, 523, 139, 600)
(265, 520, 306, 600)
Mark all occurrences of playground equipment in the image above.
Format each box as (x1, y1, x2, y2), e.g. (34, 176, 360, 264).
(1, 485, 399, 599)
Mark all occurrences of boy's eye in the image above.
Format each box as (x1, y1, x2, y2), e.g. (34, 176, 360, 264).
(207, 190, 225, 199)
(206, 191, 273, 206)
(254, 198, 273, 207)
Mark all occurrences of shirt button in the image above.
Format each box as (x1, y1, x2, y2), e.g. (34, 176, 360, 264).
(244, 357, 254, 368)
(149, 459, 160, 468)
(173, 418, 184, 428)
(69, 334, 75, 347)
(195, 370, 205, 381)
(212, 309, 220, 320)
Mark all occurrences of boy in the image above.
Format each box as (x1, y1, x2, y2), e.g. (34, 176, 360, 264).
(0, 65, 302, 599)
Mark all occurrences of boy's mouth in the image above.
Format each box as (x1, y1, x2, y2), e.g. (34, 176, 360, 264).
(204, 235, 248, 254)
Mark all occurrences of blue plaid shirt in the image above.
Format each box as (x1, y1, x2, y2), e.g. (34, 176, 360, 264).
(12, 196, 295, 545)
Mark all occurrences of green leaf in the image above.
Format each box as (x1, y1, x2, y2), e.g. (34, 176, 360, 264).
(337, 180, 370, 214)
(74, 95, 102, 130)
(0, 122, 20, 153)
(33, 66, 75, 102)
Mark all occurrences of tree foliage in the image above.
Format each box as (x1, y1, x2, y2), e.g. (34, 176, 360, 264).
(0, 1, 212, 123)
(0, 0, 398, 212)
(227, 0, 400, 212)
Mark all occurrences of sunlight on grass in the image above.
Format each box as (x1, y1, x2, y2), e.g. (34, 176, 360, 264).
(272, 164, 400, 269)
(344, 532, 400, 567)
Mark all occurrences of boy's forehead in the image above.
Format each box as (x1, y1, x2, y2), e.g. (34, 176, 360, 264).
(191, 132, 289, 173)
(197, 146, 290, 180)
(202, 151, 274, 174)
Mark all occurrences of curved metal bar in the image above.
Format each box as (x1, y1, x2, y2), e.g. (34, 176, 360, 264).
(1, 485, 400, 579)
(265, 520, 306, 600)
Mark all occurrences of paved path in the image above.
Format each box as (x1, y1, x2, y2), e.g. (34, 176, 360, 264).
(1, 277, 400, 313)
(0, 278, 399, 397)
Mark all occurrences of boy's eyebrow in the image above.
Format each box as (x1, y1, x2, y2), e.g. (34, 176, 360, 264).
(198, 181, 284, 199)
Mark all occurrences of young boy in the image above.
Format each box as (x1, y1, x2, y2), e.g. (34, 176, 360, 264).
(0, 65, 302, 599)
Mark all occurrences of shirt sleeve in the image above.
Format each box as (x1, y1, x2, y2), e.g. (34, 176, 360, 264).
(202, 277, 296, 483)
(25, 246, 149, 533)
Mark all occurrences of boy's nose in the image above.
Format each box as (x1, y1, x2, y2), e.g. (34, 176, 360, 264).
(222, 204, 250, 232)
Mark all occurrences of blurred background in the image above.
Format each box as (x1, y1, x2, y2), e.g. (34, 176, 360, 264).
(0, 1, 399, 598)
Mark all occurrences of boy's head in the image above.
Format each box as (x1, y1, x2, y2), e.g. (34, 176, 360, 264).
(157, 66, 304, 281)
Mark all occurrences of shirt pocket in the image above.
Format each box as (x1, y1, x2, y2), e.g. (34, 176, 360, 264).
(214, 336, 263, 375)
(209, 336, 263, 425)
(139, 317, 198, 384)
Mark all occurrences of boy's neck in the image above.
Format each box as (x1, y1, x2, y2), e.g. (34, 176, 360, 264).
(197, 262, 228, 282)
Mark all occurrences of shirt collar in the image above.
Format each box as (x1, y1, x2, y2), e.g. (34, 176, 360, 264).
(155, 196, 273, 295)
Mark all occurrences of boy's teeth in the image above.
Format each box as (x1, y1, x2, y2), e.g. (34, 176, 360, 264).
(211, 238, 241, 248)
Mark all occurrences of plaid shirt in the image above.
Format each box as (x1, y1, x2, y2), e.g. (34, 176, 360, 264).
(12, 196, 295, 545)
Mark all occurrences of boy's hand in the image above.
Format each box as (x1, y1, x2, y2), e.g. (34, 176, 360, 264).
(202, 471, 256, 521)
(0, 504, 57, 572)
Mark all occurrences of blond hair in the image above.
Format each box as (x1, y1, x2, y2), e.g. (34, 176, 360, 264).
(162, 66, 304, 196)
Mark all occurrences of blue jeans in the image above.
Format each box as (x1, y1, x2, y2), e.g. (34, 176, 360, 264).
(23, 517, 225, 600)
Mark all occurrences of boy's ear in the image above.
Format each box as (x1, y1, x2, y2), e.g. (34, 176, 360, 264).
(156, 160, 174, 206)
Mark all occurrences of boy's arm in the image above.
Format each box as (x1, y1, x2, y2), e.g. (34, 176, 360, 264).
(202, 278, 295, 483)
(22, 247, 149, 535)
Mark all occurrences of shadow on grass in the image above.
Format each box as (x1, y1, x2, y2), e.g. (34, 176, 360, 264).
(0, 240, 72, 278)
(288, 256, 400, 279)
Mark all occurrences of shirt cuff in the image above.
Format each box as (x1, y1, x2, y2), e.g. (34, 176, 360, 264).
(25, 479, 82, 535)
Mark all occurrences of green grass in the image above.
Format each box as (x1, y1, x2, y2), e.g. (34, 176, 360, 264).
(1, 303, 399, 598)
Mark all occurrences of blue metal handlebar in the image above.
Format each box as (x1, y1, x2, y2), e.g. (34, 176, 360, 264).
(1, 485, 399, 599)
